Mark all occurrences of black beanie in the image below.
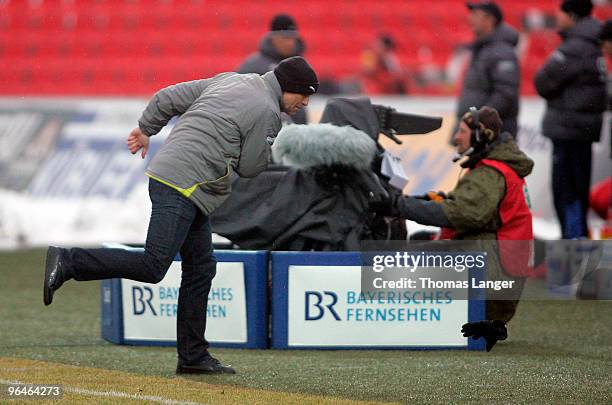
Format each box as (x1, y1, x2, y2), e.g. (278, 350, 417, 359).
(466, 2, 504, 25)
(561, 0, 593, 18)
(274, 56, 319, 95)
(271, 14, 297, 32)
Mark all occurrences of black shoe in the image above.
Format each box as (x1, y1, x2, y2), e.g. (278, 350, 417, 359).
(176, 356, 236, 375)
(43, 246, 68, 306)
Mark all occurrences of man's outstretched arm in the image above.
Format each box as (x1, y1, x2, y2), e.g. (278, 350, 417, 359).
(371, 193, 452, 227)
(138, 78, 214, 136)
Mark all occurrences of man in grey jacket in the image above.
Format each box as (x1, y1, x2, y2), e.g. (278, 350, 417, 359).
(456, 2, 520, 138)
(42, 56, 318, 374)
(535, 0, 606, 239)
(238, 13, 308, 124)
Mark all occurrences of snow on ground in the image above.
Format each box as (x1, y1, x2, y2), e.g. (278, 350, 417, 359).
(0, 183, 150, 249)
(0, 184, 233, 250)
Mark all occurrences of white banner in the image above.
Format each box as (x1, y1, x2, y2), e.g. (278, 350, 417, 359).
(121, 261, 247, 343)
(287, 265, 468, 347)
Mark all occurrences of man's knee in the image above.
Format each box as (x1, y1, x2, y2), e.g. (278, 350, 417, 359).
(148, 270, 167, 284)
(144, 256, 174, 284)
(182, 260, 217, 281)
(182, 249, 215, 268)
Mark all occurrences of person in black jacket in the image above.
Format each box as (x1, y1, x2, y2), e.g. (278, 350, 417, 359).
(602, 20, 612, 112)
(535, 0, 607, 239)
(456, 2, 520, 138)
(602, 19, 612, 58)
(238, 14, 308, 124)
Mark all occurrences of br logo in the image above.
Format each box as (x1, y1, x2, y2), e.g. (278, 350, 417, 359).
(132, 286, 157, 315)
(304, 291, 341, 321)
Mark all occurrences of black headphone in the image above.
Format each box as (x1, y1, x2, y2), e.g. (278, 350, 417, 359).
(452, 106, 490, 162)
(468, 106, 496, 145)
(468, 106, 481, 144)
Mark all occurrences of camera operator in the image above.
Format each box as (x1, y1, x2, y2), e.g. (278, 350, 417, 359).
(371, 106, 534, 351)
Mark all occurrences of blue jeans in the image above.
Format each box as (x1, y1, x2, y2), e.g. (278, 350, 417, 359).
(63, 179, 216, 364)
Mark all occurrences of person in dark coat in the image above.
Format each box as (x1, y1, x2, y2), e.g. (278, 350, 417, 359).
(602, 19, 612, 58)
(238, 14, 308, 124)
(534, 0, 607, 239)
(601, 19, 612, 124)
(456, 2, 520, 138)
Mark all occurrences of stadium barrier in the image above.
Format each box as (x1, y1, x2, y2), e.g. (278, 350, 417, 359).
(271, 252, 486, 350)
(100, 244, 269, 348)
(101, 247, 486, 350)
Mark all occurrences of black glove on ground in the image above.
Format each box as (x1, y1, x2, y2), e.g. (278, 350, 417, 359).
(461, 320, 508, 352)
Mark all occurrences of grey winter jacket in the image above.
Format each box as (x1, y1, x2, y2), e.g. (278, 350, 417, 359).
(238, 33, 307, 124)
(535, 17, 607, 143)
(457, 24, 520, 137)
(138, 71, 283, 214)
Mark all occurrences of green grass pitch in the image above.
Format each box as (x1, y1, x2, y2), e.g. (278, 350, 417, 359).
(1, 249, 611, 403)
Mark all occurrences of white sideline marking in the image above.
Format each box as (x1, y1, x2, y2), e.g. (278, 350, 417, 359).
(0, 379, 207, 405)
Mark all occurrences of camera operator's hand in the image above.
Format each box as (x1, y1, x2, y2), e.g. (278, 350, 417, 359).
(426, 191, 447, 203)
(413, 191, 447, 202)
(461, 320, 508, 352)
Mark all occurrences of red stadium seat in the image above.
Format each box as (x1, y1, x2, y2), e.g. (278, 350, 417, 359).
(0, 0, 610, 95)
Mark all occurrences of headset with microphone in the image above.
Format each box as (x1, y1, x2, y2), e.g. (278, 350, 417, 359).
(452, 106, 498, 163)
(452, 106, 478, 162)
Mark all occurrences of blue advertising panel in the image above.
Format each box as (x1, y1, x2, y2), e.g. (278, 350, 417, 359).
(271, 251, 486, 350)
(101, 246, 268, 349)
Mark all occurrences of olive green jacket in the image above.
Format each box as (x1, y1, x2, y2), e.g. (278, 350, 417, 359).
(441, 136, 534, 239)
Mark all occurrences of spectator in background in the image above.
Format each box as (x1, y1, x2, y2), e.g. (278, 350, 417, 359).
(588, 20, 612, 231)
(238, 14, 308, 124)
(601, 20, 612, 156)
(359, 34, 407, 94)
(534, 0, 607, 239)
(456, 2, 520, 138)
(602, 19, 612, 58)
(602, 19, 612, 158)
(602, 19, 612, 112)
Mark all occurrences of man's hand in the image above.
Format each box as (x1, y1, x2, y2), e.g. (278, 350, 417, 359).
(127, 127, 150, 159)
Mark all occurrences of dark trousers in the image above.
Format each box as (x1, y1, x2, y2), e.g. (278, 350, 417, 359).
(63, 179, 216, 364)
(551, 140, 592, 239)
